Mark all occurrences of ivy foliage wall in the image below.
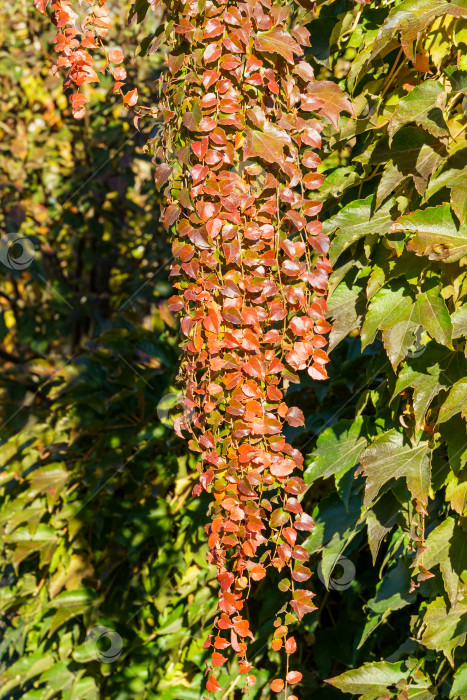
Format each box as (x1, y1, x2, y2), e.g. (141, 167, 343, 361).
(1, 0, 467, 698)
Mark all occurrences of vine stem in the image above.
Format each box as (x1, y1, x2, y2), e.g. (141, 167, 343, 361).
(221, 674, 240, 699)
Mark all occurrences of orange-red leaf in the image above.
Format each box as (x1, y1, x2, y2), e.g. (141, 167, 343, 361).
(206, 675, 223, 692)
(271, 679, 285, 692)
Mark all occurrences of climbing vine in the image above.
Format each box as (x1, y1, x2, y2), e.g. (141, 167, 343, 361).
(34, 0, 137, 118)
(33, 0, 352, 696)
(156, 2, 352, 696)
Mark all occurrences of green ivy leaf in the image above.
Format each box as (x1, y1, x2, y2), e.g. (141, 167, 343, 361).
(421, 596, 467, 664)
(451, 304, 467, 338)
(371, 0, 467, 63)
(360, 429, 431, 505)
(305, 417, 367, 484)
(381, 301, 420, 368)
(325, 195, 396, 265)
(425, 148, 467, 223)
(374, 128, 446, 206)
(451, 662, 467, 697)
(423, 517, 467, 604)
(393, 205, 467, 263)
(438, 378, 467, 423)
(416, 286, 453, 347)
(365, 491, 400, 563)
(361, 285, 414, 350)
(326, 660, 410, 698)
(389, 81, 448, 141)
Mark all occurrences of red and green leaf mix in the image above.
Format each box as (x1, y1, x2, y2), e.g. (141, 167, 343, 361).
(157, 1, 352, 693)
(1, 0, 467, 697)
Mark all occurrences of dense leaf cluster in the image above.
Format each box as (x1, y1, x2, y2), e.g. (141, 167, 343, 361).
(307, 0, 467, 696)
(152, 0, 352, 694)
(3, 0, 467, 698)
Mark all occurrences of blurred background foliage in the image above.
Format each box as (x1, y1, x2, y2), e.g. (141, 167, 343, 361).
(2, 0, 467, 698)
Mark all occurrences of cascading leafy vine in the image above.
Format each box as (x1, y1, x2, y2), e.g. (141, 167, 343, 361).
(33, 0, 352, 695)
(34, 0, 137, 118)
(156, 1, 352, 695)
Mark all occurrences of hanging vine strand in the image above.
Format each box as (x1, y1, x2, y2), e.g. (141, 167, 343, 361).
(33, 0, 352, 696)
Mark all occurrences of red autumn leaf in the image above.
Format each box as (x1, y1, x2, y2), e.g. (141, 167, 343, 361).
(239, 661, 252, 674)
(250, 564, 266, 581)
(205, 149, 223, 164)
(284, 497, 302, 514)
(200, 92, 218, 109)
(286, 671, 303, 684)
(314, 348, 330, 365)
(200, 469, 214, 490)
(285, 636, 297, 654)
(286, 406, 305, 427)
(163, 204, 180, 230)
(291, 590, 316, 620)
(204, 43, 223, 63)
(34, 0, 49, 12)
(285, 210, 307, 231)
(283, 526, 297, 547)
(192, 137, 209, 159)
(108, 49, 124, 64)
(223, 34, 244, 53)
(113, 66, 127, 81)
(211, 652, 227, 667)
(302, 150, 321, 168)
(295, 512, 315, 531)
(243, 123, 290, 165)
(308, 362, 328, 381)
(278, 543, 292, 561)
(254, 27, 303, 64)
(168, 295, 184, 312)
(199, 116, 217, 131)
(243, 356, 264, 380)
(71, 93, 89, 108)
(286, 477, 305, 496)
(182, 112, 200, 131)
(202, 70, 220, 88)
(315, 319, 332, 334)
(154, 163, 172, 188)
(271, 679, 285, 693)
(303, 172, 325, 190)
(269, 301, 287, 321)
(292, 564, 312, 582)
(196, 200, 217, 221)
(214, 635, 230, 649)
(303, 201, 323, 216)
(123, 87, 138, 106)
(220, 53, 242, 70)
(225, 6, 243, 25)
(233, 618, 251, 637)
(281, 259, 301, 276)
(294, 60, 315, 81)
(191, 164, 209, 184)
(301, 81, 353, 129)
(204, 18, 224, 39)
(309, 232, 331, 255)
(206, 675, 223, 692)
(292, 545, 308, 561)
(270, 460, 295, 477)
